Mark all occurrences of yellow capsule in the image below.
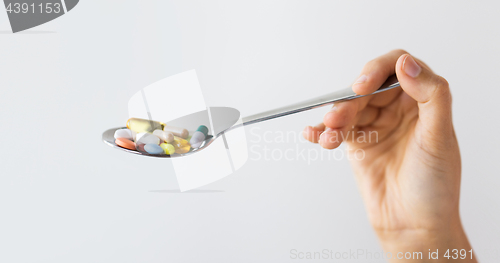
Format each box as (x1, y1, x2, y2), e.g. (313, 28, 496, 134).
(160, 143, 176, 155)
(173, 136, 191, 154)
(126, 118, 165, 134)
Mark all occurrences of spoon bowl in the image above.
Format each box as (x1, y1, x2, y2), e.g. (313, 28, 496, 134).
(102, 127, 216, 158)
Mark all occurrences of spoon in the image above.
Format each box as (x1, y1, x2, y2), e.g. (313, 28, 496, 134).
(102, 75, 400, 158)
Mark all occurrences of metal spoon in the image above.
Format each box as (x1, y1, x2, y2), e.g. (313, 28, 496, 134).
(102, 75, 400, 158)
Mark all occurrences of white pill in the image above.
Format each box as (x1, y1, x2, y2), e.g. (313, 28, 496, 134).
(189, 131, 205, 148)
(135, 132, 160, 145)
(153, 129, 174, 143)
(114, 128, 135, 141)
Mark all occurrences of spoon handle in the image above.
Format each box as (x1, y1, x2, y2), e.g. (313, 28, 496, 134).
(238, 75, 400, 128)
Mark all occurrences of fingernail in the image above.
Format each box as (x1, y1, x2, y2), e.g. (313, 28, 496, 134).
(403, 55, 421, 78)
(353, 75, 368, 86)
(319, 130, 328, 143)
(320, 128, 335, 145)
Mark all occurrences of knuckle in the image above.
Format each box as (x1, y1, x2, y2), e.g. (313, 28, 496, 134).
(364, 59, 379, 70)
(363, 50, 409, 73)
(392, 49, 409, 55)
(432, 75, 452, 101)
(434, 75, 449, 90)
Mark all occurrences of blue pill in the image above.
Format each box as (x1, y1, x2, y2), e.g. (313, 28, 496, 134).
(144, 144, 164, 154)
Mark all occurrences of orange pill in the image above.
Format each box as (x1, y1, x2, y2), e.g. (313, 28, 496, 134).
(115, 138, 136, 150)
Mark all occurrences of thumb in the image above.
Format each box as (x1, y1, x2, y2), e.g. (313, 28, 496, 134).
(395, 54, 454, 136)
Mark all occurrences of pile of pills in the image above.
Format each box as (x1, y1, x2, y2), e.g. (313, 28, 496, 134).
(114, 118, 209, 155)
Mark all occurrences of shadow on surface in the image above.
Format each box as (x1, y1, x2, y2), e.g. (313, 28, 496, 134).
(0, 30, 56, 34)
(149, 189, 224, 194)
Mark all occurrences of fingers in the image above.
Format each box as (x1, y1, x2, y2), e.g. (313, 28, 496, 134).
(319, 98, 372, 149)
(356, 106, 380, 126)
(352, 49, 409, 95)
(368, 87, 402, 107)
(312, 49, 411, 148)
(303, 49, 452, 152)
(323, 101, 358, 129)
(319, 100, 361, 149)
(302, 99, 360, 148)
(318, 107, 378, 150)
(319, 127, 344, 149)
(318, 105, 382, 149)
(395, 54, 453, 134)
(303, 77, 399, 149)
(302, 123, 325, 143)
(303, 99, 372, 149)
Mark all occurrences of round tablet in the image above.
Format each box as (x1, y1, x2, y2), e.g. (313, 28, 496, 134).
(115, 138, 136, 150)
(144, 144, 164, 154)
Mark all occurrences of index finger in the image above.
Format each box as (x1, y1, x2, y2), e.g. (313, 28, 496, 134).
(352, 49, 409, 95)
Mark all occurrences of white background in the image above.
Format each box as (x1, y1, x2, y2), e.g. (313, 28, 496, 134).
(1, 1, 499, 262)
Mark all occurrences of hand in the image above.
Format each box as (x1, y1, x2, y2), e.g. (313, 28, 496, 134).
(303, 50, 476, 262)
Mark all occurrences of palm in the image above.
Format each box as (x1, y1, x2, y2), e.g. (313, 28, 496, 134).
(346, 91, 461, 234)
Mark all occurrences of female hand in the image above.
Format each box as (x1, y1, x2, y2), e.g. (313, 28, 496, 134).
(303, 50, 476, 262)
